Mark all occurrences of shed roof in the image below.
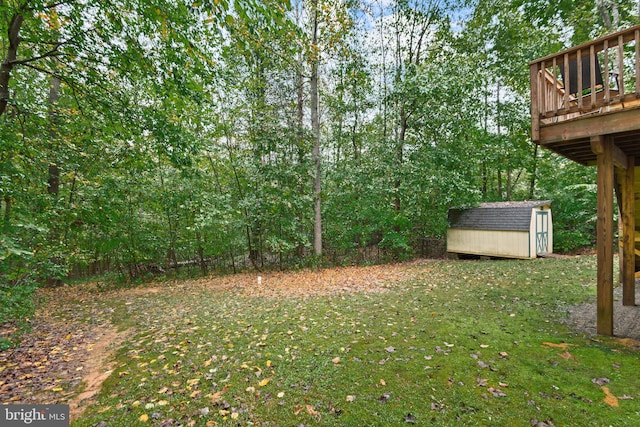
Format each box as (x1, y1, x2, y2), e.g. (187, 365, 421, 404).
(448, 201, 551, 231)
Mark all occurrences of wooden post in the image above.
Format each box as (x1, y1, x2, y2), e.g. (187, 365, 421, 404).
(591, 135, 615, 335)
(622, 157, 636, 306)
(530, 63, 540, 141)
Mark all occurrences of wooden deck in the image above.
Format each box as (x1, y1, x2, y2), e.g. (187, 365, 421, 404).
(530, 24, 640, 165)
(530, 25, 640, 337)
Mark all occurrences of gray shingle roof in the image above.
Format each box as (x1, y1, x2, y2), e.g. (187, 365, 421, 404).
(448, 201, 551, 231)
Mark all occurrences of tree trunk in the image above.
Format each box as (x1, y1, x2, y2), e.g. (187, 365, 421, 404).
(296, 58, 306, 259)
(395, 107, 406, 216)
(0, 12, 24, 118)
(48, 76, 61, 196)
(529, 144, 538, 199)
(310, 0, 322, 257)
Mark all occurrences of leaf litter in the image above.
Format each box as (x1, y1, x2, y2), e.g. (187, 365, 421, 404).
(2, 257, 640, 426)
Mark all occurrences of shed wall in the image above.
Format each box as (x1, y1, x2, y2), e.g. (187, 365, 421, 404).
(447, 229, 533, 259)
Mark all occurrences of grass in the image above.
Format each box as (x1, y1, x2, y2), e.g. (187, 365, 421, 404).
(61, 256, 640, 426)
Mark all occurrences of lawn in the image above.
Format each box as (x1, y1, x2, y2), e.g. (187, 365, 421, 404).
(2, 256, 640, 426)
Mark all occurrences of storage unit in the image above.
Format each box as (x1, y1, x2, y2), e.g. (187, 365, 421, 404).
(447, 201, 552, 259)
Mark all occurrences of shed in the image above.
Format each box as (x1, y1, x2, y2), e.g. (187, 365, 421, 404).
(447, 201, 552, 259)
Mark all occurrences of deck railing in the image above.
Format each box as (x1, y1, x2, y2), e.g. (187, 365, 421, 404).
(530, 24, 640, 141)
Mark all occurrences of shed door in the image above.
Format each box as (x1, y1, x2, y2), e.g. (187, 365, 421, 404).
(535, 211, 549, 255)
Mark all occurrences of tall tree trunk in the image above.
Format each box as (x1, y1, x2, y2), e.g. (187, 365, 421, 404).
(396, 106, 406, 216)
(46, 75, 63, 286)
(529, 144, 538, 199)
(48, 76, 61, 196)
(296, 54, 306, 259)
(482, 162, 488, 197)
(310, 0, 322, 257)
(0, 12, 24, 118)
(597, 0, 618, 31)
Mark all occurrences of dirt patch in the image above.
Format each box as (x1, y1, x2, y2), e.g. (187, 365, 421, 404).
(176, 260, 433, 299)
(565, 282, 640, 344)
(68, 326, 130, 421)
(126, 287, 162, 295)
(0, 284, 132, 417)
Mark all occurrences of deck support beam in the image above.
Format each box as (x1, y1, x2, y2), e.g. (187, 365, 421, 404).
(621, 156, 636, 306)
(592, 135, 615, 335)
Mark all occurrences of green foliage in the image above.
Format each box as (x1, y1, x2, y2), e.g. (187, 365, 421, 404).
(0, 282, 38, 348)
(535, 155, 598, 253)
(0, 0, 625, 284)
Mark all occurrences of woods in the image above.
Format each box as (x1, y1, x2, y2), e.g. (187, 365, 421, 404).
(1, 0, 636, 287)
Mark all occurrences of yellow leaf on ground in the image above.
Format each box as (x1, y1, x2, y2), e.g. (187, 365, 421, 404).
(211, 385, 229, 403)
(602, 386, 619, 407)
(542, 342, 577, 350)
(258, 377, 271, 387)
(306, 404, 320, 417)
(139, 414, 149, 422)
(380, 379, 386, 386)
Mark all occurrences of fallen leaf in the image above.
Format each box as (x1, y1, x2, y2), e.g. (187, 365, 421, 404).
(542, 342, 577, 350)
(211, 385, 229, 403)
(258, 377, 271, 387)
(592, 377, 610, 386)
(380, 379, 386, 386)
(558, 351, 575, 361)
(332, 357, 341, 364)
(488, 387, 506, 397)
(346, 395, 356, 402)
(385, 346, 396, 353)
(378, 393, 391, 403)
(602, 386, 619, 407)
(139, 414, 149, 422)
(305, 404, 320, 418)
